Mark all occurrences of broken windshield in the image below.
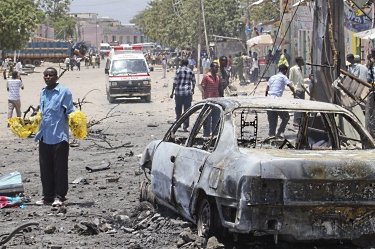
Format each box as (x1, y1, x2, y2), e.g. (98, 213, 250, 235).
(110, 59, 148, 75)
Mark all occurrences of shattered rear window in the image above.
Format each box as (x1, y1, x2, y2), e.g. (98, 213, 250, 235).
(233, 108, 374, 150)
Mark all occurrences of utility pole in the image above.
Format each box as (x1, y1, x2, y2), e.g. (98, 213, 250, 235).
(197, 0, 202, 85)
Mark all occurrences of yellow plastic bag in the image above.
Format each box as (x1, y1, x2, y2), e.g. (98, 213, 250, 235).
(7, 112, 42, 138)
(68, 110, 87, 139)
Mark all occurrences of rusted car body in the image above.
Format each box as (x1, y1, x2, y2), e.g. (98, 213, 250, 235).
(139, 96, 375, 245)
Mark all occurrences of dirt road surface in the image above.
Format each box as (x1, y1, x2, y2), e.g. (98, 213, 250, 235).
(0, 63, 361, 248)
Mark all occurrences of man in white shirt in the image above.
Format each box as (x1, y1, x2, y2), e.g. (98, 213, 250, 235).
(266, 64, 296, 138)
(6, 71, 24, 120)
(15, 59, 22, 74)
(289, 56, 305, 127)
(2, 59, 8, 79)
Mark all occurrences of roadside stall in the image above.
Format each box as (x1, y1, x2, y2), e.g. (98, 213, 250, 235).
(246, 35, 289, 80)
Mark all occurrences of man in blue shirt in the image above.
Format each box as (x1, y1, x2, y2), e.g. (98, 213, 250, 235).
(265, 64, 295, 138)
(35, 67, 74, 207)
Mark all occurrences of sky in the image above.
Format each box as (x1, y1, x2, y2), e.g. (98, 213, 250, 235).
(69, 0, 150, 24)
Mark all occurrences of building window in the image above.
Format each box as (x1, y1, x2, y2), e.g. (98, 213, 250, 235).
(112, 36, 116, 42)
(126, 36, 130, 44)
(104, 36, 108, 43)
(119, 36, 123, 44)
(134, 36, 138, 44)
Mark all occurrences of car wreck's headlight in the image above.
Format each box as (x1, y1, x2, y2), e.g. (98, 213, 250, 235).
(110, 81, 117, 86)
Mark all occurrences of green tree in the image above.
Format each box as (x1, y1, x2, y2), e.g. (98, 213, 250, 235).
(249, 1, 279, 23)
(36, 0, 76, 40)
(0, 0, 41, 53)
(131, 0, 242, 48)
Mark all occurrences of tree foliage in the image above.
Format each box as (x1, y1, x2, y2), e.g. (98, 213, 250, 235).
(130, 0, 242, 48)
(250, 1, 279, 23)
(0, 0, 41, 51)
(36, 0, 76, 40)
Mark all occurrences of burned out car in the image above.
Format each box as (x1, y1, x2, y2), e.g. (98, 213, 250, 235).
(139, 96, 375, 246)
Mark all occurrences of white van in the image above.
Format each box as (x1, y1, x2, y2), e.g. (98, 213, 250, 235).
(99, 43, 112, 56)
(104, 45, 151, 103)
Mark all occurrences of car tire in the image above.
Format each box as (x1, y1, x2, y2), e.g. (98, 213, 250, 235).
(139, 180, 156, 208)
(144, 95, 151, 103)
(197, 196, 222, 238)
(107, 93, 115, 103)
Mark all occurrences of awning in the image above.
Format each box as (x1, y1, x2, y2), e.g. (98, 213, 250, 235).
(353, 28, 375, 39)
(246, 34, 290, 48)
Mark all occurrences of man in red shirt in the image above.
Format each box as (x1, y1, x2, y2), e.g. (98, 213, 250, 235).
(200, 62, 220, 137)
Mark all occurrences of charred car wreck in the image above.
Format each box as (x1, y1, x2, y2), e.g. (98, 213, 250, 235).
(139, 96, 375, 246)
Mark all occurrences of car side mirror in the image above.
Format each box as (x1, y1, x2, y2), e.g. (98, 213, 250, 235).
(105, 68, 109, 74)
(149, 67, 154, 72)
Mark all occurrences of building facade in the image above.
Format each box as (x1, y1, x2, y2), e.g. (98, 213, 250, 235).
(70, 13, 147, 49)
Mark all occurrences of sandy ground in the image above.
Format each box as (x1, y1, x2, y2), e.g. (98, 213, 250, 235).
(0, 63, 361, 248)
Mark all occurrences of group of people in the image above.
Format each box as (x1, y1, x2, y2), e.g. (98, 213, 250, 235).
(170, 56, 230, 136)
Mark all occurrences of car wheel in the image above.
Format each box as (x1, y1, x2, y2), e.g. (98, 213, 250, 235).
(144, 95, 151, 103)
(107, 93, 115, 103)
(139, 180, 156, 208)
(197, 196, 221, 238)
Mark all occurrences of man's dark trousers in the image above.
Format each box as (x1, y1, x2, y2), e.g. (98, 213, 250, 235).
(175, 94, 192, 129)
(39, 140, 69, 202)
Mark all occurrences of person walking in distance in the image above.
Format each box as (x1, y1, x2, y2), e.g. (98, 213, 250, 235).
(6, 71, 24, 120)
(161, 56, 167, 79)
(289, 56, 305, 127)
(34, 67, 75, 207)
(265, 64, 296, 138)
(170, 59, 196, 132)
(2, 59, 8, 79)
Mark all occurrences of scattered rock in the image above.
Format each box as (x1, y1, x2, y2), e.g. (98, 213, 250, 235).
(206, 236, 225, 249)
(44, 225, 56, 234)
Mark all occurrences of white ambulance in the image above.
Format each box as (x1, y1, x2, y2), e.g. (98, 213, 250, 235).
(105, 45, 151, 103)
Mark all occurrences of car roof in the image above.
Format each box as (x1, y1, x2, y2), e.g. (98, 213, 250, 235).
(202, 96, 347, 113)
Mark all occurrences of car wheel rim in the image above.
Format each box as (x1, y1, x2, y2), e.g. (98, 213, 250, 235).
(199, 199, 211, 237)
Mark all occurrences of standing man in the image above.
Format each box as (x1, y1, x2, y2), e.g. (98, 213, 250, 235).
(34, 67, 74, 207)
(237, 52, 245, 83)
(200, 62, 220, 137)
(2, 59, 8, 79)
(289, 56, 305, 126)
(188, 56, 196, 71)
(91, 54, 96, 69)
(265, 64, 296, 138)
(64, 56, 70, 71)
(170, 59, 196, 132)
(347, 54, 359, 77)
(15, 59, 22, 75)
(161, 56, 167, 79)
(354, 55, 368, 82)
(6, 71, 24, 120)
(218, 56, 229, 97)
(76, 57, 81, 71)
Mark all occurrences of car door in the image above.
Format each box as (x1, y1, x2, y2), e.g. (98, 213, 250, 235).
(172, 104, 223, 217)
(151, 103, 206, 206)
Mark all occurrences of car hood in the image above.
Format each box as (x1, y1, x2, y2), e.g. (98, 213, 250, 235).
(239, 148, 375, 180)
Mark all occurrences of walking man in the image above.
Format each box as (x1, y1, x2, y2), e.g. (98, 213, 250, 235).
(265, 64, 296, 138)
(2, 59, 8, 79)
(289, 56, 305, 126)
(170, 59, 196, 132)
(34, 67, 74, 207)
(6, 71, 24, 120)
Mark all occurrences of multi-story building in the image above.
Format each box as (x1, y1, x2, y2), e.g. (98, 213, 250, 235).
(70, 13, 147, 49)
